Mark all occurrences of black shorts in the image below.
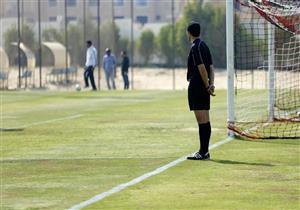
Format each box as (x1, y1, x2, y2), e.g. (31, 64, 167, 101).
(188, 82, 210, 111)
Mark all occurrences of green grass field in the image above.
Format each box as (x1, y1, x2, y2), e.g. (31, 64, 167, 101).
(1, 90, 299, 210)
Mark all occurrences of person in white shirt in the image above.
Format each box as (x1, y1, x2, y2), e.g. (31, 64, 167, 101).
(103, 48, 116, 90)
(84, 40, 97, 90)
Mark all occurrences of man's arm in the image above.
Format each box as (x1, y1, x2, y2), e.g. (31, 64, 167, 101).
(113, 55, 117, 77)
(208, 65, 215, 95)
(209, 65, 215, 86)
(198, 64, 209, 88)
(192, 44, 209, 88)
(94, 49, 97, 68)
(126, 57, 130, 69)
(102, 57, 105, 69)
(85, 49, 90, 67)
(197, 64, 215, 96)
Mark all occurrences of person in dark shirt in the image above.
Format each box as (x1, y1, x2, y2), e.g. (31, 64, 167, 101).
(186, 22, 215, 160)
(121, 50, 130, 90)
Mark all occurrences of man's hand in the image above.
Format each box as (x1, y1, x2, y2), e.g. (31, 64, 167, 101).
(207, 84, 215, 96)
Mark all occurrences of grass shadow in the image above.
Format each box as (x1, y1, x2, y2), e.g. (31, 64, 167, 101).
(210, 159, 274, 167)
(0, 128, 25, 132)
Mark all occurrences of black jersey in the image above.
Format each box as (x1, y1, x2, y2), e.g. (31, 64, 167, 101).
(187, 38, 213, 110)
(187, 38, 213, 88)
(121, 56, 129, 73)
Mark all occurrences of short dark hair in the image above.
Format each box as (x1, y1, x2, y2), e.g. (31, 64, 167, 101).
(86, 40, 92, 45)
(187, 22, 201, 37)
(122, 50, 127, 55)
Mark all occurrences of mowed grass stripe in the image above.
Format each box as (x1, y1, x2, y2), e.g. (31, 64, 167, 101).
(3, 90, 204, 209)
(86, 138, 300, 210)
(2, 91, 164, 128)
(2, 91, 200, 159)
(69, 137, 233, 210)
(1, 114, 83, 131)
(3, 90, 296, 210)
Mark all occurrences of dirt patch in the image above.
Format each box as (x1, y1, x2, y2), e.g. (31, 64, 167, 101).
(4, 67, 228, 90)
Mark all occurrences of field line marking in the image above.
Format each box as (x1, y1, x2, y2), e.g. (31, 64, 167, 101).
(69, 137, 234, 210)
(1, 114, 83, 130)
(25, 114, 83, 127)
(2, 116, 17, 119)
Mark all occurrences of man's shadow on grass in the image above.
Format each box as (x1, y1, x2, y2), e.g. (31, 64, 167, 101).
(210, 159, 274, 167)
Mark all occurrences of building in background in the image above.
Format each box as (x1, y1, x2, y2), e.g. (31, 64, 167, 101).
(0, 0, 186, 24)
(0, 0, 187, 48)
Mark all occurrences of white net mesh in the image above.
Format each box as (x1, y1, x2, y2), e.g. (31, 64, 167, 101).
(230, 0, 300, 139)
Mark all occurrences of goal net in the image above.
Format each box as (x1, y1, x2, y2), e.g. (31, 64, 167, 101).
(228, 0, 300, 139)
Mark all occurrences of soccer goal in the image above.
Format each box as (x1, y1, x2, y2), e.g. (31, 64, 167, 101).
(226, 0, 300, 139)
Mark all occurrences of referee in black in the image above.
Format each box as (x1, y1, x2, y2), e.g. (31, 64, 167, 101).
(186, 22, 215, 160)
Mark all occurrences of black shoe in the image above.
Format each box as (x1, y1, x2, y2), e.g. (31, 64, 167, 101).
(187, 152, 204, 160)
(187, 152, 210, 160)
(203, 152, 210, 160)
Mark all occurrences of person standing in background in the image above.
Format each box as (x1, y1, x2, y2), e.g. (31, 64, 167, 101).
(121, 50, 130, 90)
(84, 40, 97, 91)
(103, 48, 116, 90)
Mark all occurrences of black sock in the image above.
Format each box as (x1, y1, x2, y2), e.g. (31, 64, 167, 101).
(198, 123, 205, 154)
(204, 122, 211, 154)
(199, 122, 211, 154)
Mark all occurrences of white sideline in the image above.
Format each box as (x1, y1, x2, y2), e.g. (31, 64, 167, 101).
(69, 137, 234, 210)
(2, 114, 83, 130)
(25, 114, 83, 127)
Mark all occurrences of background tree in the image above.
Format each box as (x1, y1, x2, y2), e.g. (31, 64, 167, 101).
(43, 28, 64, 43)
(4, 24, 36, 65)
(43, 24, 86, 67)
(235, 16, 265, 69)
(175, 1, 226, 68)
(156, 24, 173, 66)
(67, 24, 85, 66)
(205, 6, 226, 68)
(137, 29, 155, 65)
(41, 20, 124, 67)
(175, 16, 190, 65)
(99, 21, 123, 63)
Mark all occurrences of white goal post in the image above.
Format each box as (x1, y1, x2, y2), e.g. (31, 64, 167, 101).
(226, 0, 235, 137)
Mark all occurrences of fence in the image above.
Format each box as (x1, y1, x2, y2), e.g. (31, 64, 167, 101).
(0, 0, 181, 90)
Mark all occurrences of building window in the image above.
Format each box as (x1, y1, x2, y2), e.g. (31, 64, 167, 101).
(114, 16, 124, 20)
(49, 16, 57, 22)
(136, 16, 148, 24)
(135, 0, 147, 6)
(88, 0, 97, 6)
(156, 15, 161, 21)
(67, 16, 77, 22)
(114, 0, 124, 6)
(49, 0, 57, 7)
(66, 0, 77, 7)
